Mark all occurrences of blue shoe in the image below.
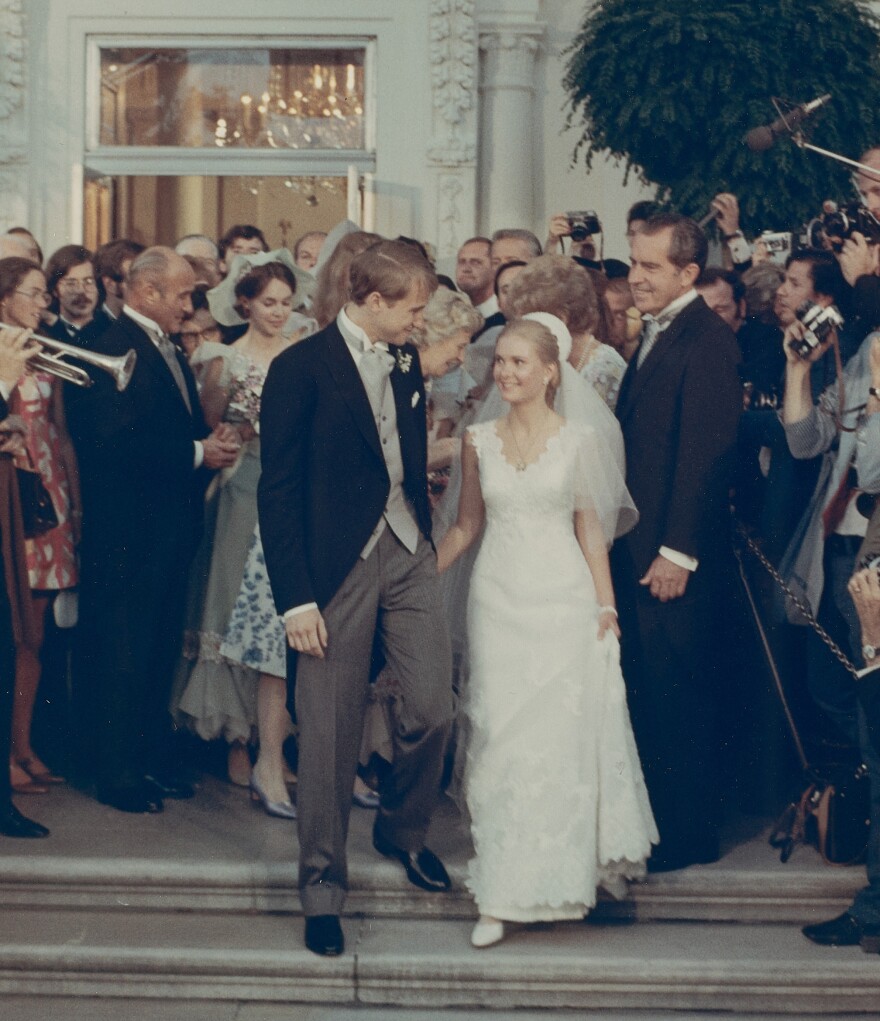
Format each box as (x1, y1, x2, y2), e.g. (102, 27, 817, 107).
(249, 771, 296, 820)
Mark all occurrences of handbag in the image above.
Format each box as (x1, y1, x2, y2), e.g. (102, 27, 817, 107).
(769, 764, 870, 866)
(16, 463, 58, 539)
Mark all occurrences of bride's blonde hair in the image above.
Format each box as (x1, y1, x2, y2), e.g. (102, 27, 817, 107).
(498, 318, 561, 408)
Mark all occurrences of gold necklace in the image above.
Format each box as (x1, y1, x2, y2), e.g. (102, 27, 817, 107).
(508, 413, 552, 472)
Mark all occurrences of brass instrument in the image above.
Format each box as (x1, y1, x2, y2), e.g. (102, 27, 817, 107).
(28, 334, 137, 392)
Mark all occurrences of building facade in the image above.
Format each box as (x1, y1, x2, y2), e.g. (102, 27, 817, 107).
(0, 0, 652, 262)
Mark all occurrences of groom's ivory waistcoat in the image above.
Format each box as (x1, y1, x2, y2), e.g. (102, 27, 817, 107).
(358, 363, 419, 560)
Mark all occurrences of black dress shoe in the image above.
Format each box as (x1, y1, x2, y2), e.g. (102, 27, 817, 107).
(144, 773, 195, 800)
(803, 911, 864, 946)
(98, 785, 163, 814)
(372, 825, 451, 892)
(304, 915, 344, 957)
(0, 805, 49, 838)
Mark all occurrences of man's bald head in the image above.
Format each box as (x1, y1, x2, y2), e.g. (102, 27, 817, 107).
(127, 246, 196, 335)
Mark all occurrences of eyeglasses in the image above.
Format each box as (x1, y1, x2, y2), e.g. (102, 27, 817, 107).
(57, 277, 97, 292)
(179, 325, 221, 343)
(14, 288, 51, 306)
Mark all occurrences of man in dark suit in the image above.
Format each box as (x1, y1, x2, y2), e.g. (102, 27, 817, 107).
(66, 248, 239, 814)
(0, 327, 47, 838)
(259, 240, 454, 957)
(613, 213, 742, 872)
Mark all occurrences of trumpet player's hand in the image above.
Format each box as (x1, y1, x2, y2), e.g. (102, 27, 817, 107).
(0, 328, 39, 391)
(201, 426, 241, 470)
(0, 431, 26, 459)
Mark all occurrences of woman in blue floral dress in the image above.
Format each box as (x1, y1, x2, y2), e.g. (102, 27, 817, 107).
(174, 262, 298, 817)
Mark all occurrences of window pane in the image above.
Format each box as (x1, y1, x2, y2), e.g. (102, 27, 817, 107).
(99, 47, 367, 150)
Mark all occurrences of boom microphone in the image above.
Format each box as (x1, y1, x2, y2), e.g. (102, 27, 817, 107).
(744, 94, 832, 152)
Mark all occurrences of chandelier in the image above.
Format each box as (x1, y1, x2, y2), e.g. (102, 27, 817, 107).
(214, 61, 364, 150)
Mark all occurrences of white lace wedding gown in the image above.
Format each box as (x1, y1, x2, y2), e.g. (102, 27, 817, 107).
(464, 418, 658, 922)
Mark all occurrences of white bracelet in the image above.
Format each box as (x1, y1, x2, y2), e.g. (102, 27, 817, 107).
(598, 605, 617, 617)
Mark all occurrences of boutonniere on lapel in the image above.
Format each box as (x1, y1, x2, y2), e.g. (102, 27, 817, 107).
(396, 350, 413, 375)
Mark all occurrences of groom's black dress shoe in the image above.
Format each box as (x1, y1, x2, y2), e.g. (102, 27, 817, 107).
(0, 805, 49, 838)
(372, 825, 451, 892)
(802, 911, 867, 947)
(304, 915, 344, 957)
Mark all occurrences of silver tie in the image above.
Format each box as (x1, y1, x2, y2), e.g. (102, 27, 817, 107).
(359, 344, 395, 418)
(154, 332, 192, 414)
(636, 317, 662, 369)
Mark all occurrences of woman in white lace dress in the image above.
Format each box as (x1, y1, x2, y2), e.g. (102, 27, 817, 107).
(437, 316, 656, 948)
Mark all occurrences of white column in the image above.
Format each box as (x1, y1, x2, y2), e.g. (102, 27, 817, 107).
(478, 24, 542, 234)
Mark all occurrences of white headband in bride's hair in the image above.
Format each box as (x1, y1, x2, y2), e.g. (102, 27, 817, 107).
(520, 312, 573, 362)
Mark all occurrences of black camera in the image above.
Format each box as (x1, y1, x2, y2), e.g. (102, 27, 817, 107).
(789, 300, 844, 359)
(566, 210, 602, 243)
(806, 202, 880, 252)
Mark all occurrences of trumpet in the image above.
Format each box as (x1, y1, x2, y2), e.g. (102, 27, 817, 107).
(28, 334, 137, 392)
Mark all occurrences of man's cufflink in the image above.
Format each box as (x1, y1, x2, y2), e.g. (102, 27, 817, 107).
(412, 391, 420, 408)
(864, 643, 878, 663)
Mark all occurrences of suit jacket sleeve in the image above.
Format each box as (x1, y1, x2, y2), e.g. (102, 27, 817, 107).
(258, 345, 318, 614)
(663, 328, 742, 559)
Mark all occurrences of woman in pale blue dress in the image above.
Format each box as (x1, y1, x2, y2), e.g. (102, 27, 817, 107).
(173, 262, 298, 817)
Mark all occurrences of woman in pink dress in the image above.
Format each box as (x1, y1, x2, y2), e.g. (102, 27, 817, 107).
(0, 257, 79, 793)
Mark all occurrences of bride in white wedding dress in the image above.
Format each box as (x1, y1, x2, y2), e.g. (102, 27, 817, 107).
(437, 315, 657, 949)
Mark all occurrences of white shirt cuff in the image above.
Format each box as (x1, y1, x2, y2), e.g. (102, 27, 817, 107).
(727, 236, 752, 264)
(283, 602, 318, 620)
(659, 546, 699, 572)
(0, 381, 10, 403)
(857, 662, 880, 679)
(194, 441, 204, 469)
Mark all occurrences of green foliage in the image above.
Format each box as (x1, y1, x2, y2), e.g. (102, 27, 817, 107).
(564, 0, 880, 234)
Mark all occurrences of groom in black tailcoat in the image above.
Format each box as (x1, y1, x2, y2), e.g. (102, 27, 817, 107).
(613, 214, 742, 872)
(259, 240, 454, 957)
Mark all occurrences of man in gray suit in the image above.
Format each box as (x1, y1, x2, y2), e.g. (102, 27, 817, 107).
(259, 240, 454, 957)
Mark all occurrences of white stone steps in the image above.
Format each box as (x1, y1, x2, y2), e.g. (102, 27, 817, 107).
(0, 910, 877, 1014)
(0, 1003, 877, 1021)
(0, 852, 863, 923)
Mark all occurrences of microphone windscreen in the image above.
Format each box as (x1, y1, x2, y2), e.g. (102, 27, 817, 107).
(745, 126, 775, 152)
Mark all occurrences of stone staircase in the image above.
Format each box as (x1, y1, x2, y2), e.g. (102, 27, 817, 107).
(0, 776, 878, 1016)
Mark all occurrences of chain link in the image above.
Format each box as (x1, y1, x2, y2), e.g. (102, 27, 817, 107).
(735, 522, 861, 680)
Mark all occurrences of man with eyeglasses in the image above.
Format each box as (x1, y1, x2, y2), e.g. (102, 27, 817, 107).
(43, 245, 111, 348)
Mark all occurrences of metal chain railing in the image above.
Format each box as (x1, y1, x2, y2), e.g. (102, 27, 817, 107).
(735, 521, 861, 680)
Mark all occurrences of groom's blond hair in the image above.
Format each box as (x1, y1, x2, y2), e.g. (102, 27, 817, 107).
(349, 240, 437, 305)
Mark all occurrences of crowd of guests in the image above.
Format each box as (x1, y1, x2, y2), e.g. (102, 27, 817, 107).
(0, 157, 879, 954)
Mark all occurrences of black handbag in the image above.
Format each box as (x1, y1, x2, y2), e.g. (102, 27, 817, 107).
(16, 464, 58, 539)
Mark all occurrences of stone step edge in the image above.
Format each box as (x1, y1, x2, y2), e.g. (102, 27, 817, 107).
(0, 855, 862, 922)
(0, 940, 876, 1014)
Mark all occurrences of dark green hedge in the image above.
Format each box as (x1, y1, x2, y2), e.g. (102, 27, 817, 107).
(564, 0, 880, 234)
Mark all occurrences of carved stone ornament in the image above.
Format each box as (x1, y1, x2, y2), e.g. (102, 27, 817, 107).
(479, 27, 541, 92)
(428, 0, 477, 165)
(0, 0, 25, 121)
(437, 171, 465, 256)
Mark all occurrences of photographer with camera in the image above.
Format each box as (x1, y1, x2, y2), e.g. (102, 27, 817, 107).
(543, 213, 630, 278)
(779, 305, 880, 949)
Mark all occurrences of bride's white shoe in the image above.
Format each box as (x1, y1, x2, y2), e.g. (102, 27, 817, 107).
(471, 916, 505, 948)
